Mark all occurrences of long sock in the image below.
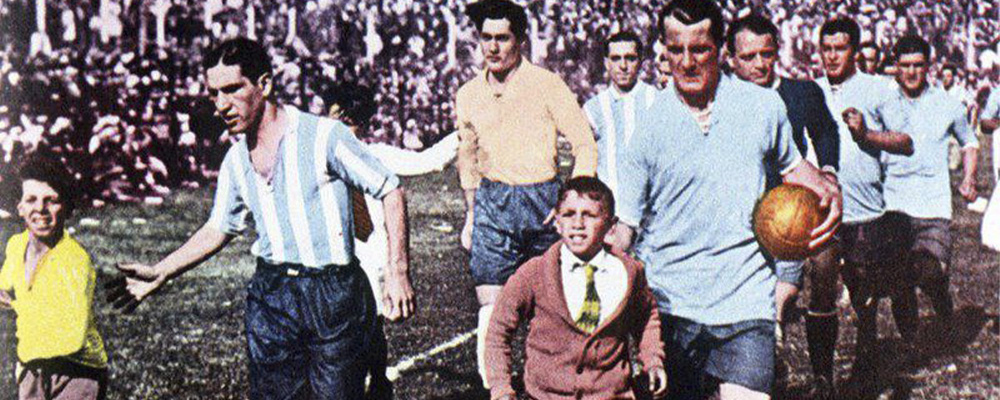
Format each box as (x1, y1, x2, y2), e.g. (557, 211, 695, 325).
(477, 304, 494, 389)
(805, 312, 839, 382)
(890, 288, 919, 342)
(922, 275, 954, 320)
(853, 303, 878, 358)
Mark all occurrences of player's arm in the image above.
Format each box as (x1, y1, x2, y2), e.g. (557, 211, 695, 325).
(485, 267, 533, 400)
(456, 94, 481, 251)
(111, 224, 232, 308)
(549, 77, 598, 178)
(841, 107, 914, 155)
(783, 159, 842, 249)
(381, 187, 415, 321)
(952, 106, 980, 201)
(982, 93, 1000, 134)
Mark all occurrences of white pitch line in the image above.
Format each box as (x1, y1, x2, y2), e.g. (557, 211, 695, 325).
(386, 329, 476, 382)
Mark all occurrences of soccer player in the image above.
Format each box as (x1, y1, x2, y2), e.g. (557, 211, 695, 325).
(814, 18, 916, 394)
(1, 157, 108, 400)
(455, 0, 598, 386)
(614, 1, 841, 398)
(583, 30, 657, 216)
(485, 177, 666, 400)
(108, 38, 415, 399)
(881, 36, 979, 327)
(857, 41, 881, 75)
(726, 13, 842, 397)
(656, 48, 673, 89)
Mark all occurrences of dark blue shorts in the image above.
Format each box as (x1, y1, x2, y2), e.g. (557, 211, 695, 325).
(245, 259, 378, 400)
(469, 179, 561, 285)
(662, 315, 775, 398)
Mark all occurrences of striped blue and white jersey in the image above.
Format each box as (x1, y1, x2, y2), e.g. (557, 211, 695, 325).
(207, 105, 400, 268)
(584, 81, 658, 215)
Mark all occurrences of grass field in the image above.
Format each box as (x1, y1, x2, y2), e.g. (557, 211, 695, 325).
(0, 147, 997, 399)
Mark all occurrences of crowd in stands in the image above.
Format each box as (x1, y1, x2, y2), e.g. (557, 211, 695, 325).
(0, 0, 997, 206)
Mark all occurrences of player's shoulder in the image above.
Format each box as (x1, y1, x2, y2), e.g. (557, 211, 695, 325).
(55, 233, 93, 268)
(726, 76, 785, 114)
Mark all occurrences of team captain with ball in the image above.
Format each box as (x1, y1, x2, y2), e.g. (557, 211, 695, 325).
(81, 0, 995, 399)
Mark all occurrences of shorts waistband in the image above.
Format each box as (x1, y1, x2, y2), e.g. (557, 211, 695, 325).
(479, 178, 558, 190)
(256, 258, 355, 277)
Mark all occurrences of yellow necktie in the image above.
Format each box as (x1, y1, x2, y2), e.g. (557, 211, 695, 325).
(575, 263, 601, 333)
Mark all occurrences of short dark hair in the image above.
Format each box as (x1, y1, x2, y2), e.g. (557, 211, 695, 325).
(322, 81, 377, 128)
(15, 155, 77, 215)
(466, 0, 528, 41)
(556, 176, 615, 218)
(203, 37, 273, 82)
(658, 0, 725, 47)
(726, 14, 779, 54)
(819, 18, 861, 50)
(894, 35, 930, 60)
(941, 63, 959, 75)
(603, 31, 644, 58)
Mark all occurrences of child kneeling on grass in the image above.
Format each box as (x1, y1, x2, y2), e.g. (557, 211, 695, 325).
(485, 176, 667, 400)
(0, 157, 108, 400)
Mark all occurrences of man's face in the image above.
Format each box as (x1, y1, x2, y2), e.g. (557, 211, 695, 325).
(206, 63, 267, 135)
(941, 69, 955, 88)
(479, 18, 521, 76)
(17, 179, 65, 242)
(731, 30, 779, 87)
(896, 53, 929, 95)
(605, 41, 641, 92)
(858, 47, 878, 73)
(554, 191, 613, 260)
(663, 17, 720, 100)
(821, 33, 857, 81)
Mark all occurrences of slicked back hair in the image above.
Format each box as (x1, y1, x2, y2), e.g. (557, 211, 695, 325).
(557, 176, 615, 219)
(466, 0, 529, 41)
(603, 31, 645, 58)
(658, 0, 726, 47)
(819, 18, 861, 50)
(894, 35, 931, 60)
(726, 14, 779, 54)
(203, 37, 273, 82)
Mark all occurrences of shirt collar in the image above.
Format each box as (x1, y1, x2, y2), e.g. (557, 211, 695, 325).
(480, 56, 530, 97)
(560, 244, 610, 272)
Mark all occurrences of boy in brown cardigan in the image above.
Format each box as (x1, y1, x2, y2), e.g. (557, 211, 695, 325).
(485, 176, 667, 399)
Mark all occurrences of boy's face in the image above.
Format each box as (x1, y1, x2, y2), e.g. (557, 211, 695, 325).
(17, 179, 66, 242)
(554, 191, 613, 260)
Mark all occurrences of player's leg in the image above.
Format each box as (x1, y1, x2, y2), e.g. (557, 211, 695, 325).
(804, 243, 841, 398)
(245, 264, 310, 399)
(704, 320, 776, 400)
(306, 262, 379, 399)
(355, 238, 392, 399)
(469, 180, 521, 388)
(912, 219, 954, 321)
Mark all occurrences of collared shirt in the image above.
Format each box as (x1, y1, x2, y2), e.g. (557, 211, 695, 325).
(559, 245, 627, 325)
(619, 75, 802, 325)
(584, 81, 658, 213)
(882, 86, 978, 220)
(0, 231, 107, 368)
(983, 89, 1000, 179)
(455, 58, 598, 189)
(816, 72, 894, 224)
(208, 105, 400, 267)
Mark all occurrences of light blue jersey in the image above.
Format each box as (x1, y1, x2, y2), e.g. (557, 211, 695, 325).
(882, 86, 977, 219)
(816, 73, 894, 223)
(619, 76, 801, 325)
(584, 81, 658, 213)
(208, 106, 400, 268)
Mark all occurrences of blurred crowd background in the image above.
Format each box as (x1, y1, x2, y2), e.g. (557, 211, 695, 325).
(0, 0, 998, 207)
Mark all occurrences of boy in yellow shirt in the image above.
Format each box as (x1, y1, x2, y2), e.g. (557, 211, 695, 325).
(0, 157, 107, 399)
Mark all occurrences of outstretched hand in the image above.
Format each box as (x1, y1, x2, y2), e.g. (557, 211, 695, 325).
(105, 263, 167, 313)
